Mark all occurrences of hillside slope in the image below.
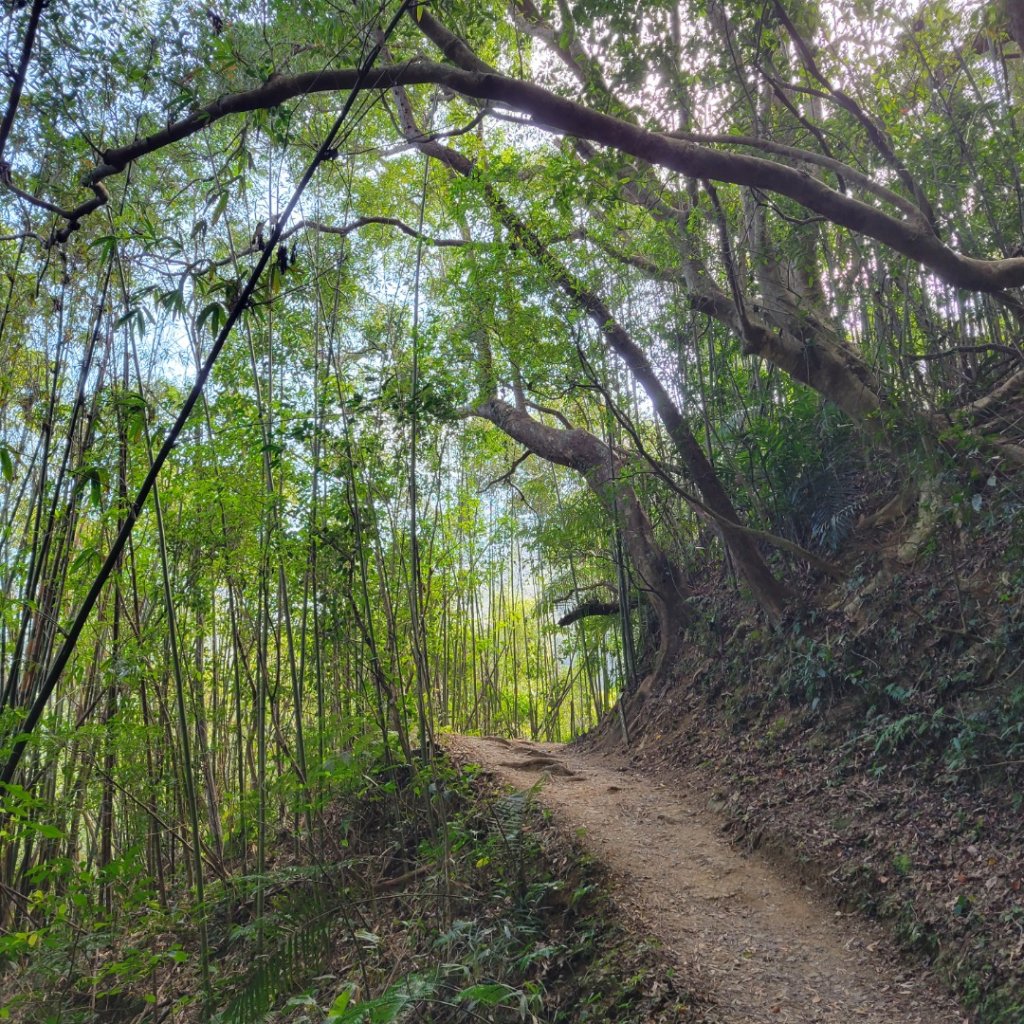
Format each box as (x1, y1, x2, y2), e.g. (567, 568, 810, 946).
(584, 503, 1024, 1024)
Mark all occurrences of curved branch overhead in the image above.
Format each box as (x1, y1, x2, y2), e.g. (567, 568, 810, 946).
(557, 599, 634, 627)
(25, 31, 1024, 292)
(472, 395, 691, 690)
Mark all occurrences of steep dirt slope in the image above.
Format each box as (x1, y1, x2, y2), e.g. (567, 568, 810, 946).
(445, 734, 966, 1024)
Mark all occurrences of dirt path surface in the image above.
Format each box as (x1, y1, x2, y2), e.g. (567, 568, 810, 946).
(446, 735, 966, 1024)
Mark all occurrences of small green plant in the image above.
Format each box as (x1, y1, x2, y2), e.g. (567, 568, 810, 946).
(892, 852, 912, 876)
(764, 715, 789, 744)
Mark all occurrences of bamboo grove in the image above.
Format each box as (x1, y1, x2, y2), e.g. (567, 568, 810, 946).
(1, 0, 1023, 995)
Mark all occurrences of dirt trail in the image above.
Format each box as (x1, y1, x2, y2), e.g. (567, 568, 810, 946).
(446, 735, 966, 1024)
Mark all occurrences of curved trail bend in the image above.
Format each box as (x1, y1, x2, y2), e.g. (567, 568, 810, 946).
(446, 735, 965, 1024)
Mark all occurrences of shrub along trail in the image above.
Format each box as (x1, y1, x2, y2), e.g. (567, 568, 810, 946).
(445, 735, 965, 1024)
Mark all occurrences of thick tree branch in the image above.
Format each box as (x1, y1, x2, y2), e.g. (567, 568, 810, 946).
(574, 340, 844, 579)
(557, 598, 637, 627)
(665, 129, 927, 224)
(28, 50, 1021, 290)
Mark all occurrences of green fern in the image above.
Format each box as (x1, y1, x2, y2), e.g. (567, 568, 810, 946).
(326, 972, 438, 1024)
(215, 884, 339, 1024)
(489, 790, 529, 865)
(789, 460, 862, 554)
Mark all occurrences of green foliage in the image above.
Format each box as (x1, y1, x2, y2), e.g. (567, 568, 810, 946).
(1, 0, 1023, 1019)
(217, 885, 338, 1024)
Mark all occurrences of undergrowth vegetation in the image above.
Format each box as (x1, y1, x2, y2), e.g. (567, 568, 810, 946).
(1, 744, 695, 1024)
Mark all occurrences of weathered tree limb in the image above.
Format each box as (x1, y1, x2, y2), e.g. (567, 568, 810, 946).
(557, 598, 638, 627)
(21, 39, 1022, 290)
(472, 396, 691, 690)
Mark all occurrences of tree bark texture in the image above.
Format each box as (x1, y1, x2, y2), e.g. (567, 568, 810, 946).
(474, 398, 691, 690)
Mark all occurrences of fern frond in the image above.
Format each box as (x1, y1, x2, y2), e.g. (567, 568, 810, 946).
(216, 885, 338, 1024)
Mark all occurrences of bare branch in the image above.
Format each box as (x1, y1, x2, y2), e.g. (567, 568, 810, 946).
(190, 214, 470, 277)
(480, 448, 532, 491)
(524, 399, 575, 430)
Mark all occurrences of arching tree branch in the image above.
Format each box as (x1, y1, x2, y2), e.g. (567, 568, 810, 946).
(20, 37, 1020, 291)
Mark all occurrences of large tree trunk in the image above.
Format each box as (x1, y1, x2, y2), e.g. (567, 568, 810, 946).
(386, 110, 789, 622)
(611, 158, 891, 431)
(388, 19, 790, 623)
(741, 192, 889, 426)
(474, 397, 691, 692)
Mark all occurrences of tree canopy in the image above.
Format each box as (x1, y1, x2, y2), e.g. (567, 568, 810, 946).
(1, 0, 1023, 1012)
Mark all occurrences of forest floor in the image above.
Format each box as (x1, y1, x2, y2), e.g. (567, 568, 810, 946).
(445, 734, 967, 1024)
